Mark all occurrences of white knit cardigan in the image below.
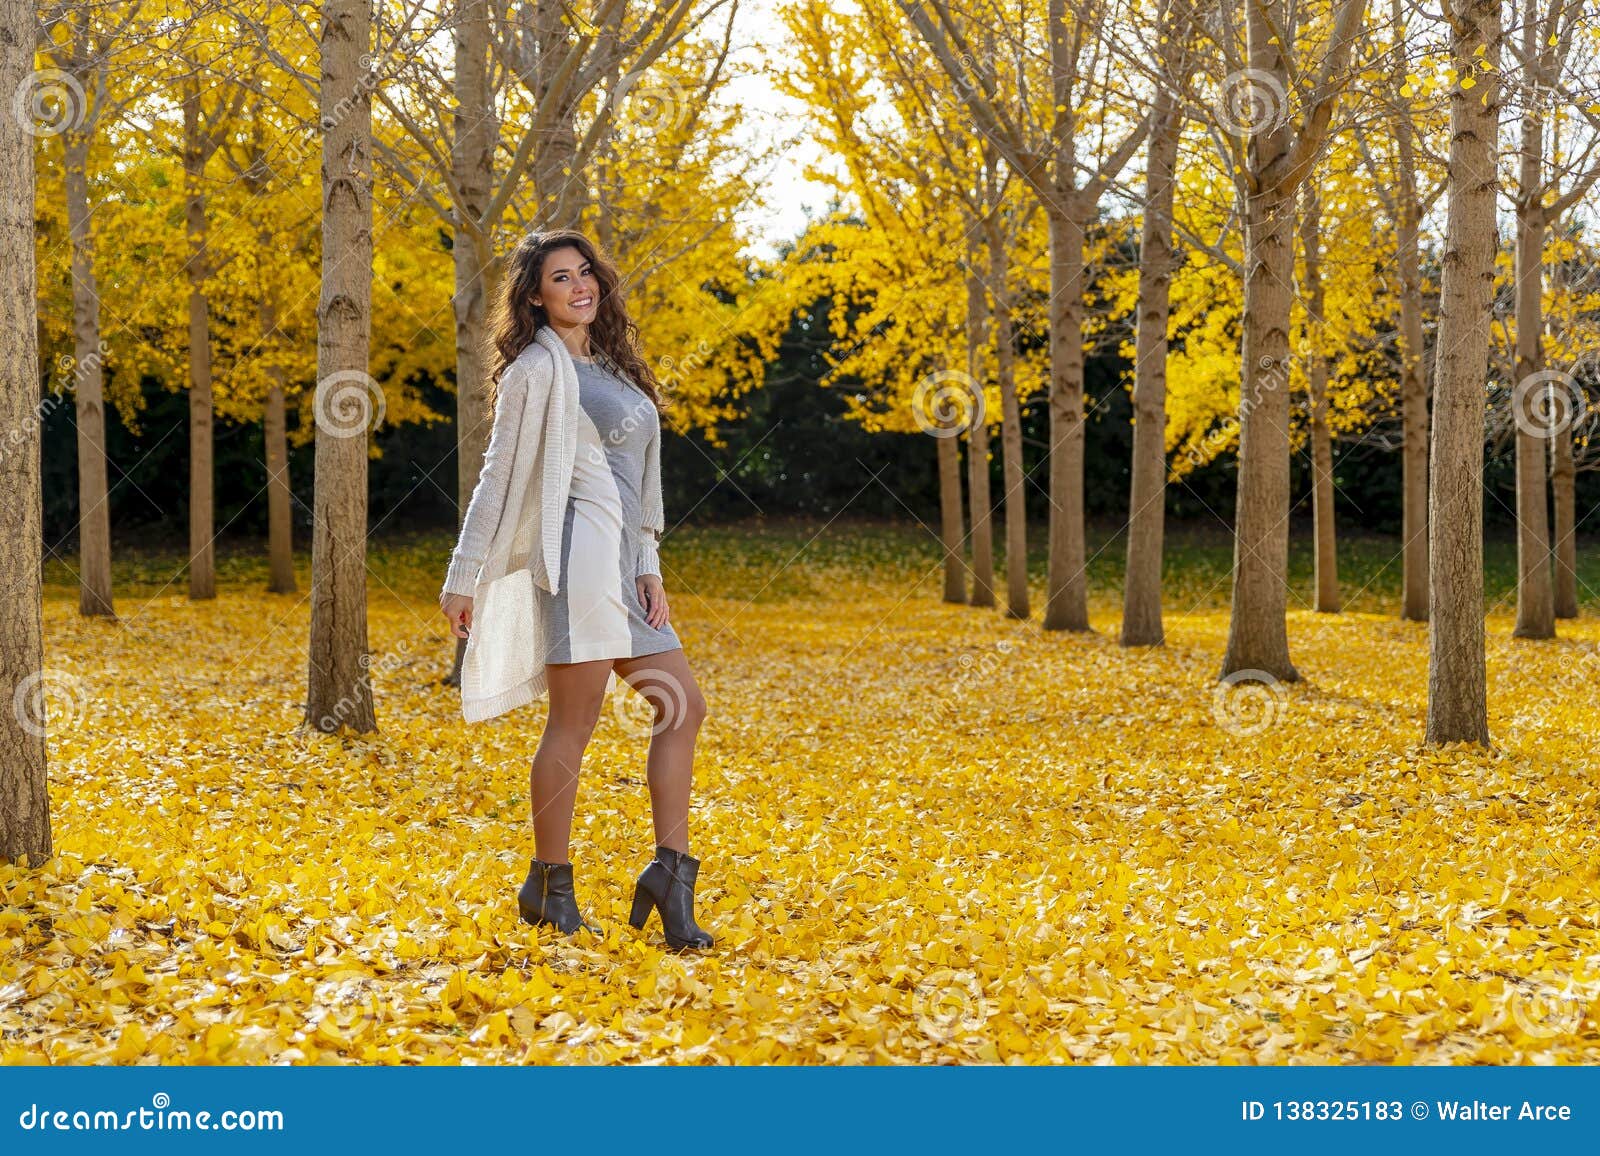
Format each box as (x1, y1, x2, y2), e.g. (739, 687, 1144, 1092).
(441, 325, 666, 722)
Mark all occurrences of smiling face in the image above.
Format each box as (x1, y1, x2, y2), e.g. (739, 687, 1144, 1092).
(531, 245, 600, 327)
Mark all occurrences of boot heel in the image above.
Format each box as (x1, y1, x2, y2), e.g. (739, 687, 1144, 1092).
(627, 884, 655, 930)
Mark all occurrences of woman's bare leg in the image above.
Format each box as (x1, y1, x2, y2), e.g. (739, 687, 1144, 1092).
(531, 658, 614, 862)
(611, 648, 708, 853)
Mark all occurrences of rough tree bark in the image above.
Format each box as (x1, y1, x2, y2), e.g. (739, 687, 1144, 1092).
(305, 0, 376, 735)
(1392, 0, 1430, 622)
(444, 0, 496, 686)
(937, 407, 968, 603)
(1122, 58, 1182, 647)
(983, 200, 1028, 619)
(242, 106, 297, 595)
(1511, 0, 1554, 640)
(1549, 257, 1578, 618)
(1219, 0, 1365, 681)
(1, 0, 53, 863)
(182, 77, 217, 600)
(963, 227, 995, 607)
(1426, 0, 1500, 746)
(61, 85, 114, 618)
(1300, 180, 1340, 613)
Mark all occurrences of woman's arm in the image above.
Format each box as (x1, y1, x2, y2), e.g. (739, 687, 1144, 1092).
(441, 368, 530, 598)
(636, 417, 664, 578)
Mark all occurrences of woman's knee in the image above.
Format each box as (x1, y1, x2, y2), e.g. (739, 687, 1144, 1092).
(674, 685, 708, 730)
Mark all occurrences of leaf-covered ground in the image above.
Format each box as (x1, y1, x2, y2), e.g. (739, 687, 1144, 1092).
(4, 520, 1598, 1064)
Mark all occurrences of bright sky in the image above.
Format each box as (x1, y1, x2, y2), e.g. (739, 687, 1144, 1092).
(719, 0, 840, 260)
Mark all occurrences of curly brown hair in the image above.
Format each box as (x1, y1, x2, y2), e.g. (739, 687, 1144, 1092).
(484, 229, 665, 416)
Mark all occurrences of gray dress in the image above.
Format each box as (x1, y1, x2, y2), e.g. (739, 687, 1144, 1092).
(536, 355, 681, 665)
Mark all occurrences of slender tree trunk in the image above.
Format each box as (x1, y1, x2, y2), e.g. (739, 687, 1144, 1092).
(1550, 260, 1578, 618)
(62, 129, 114, 618)
(1300, 181, 1340, 613)
(936, 418, 967, 602)
(1221, 0, 1315, 683)
(182, 81, 216, 600)
(240, 107, 296, 595)
(531, 0, 584, 227)
(1393, 0, 1429, 622)
(984, 204, 1028, 619)
(1550, 421, 1577, 616)
(1, 0, 51, 863)
(1512, 13, 1554, 640)
(262, 299, 296, 594)
(446, 0, 497, 686)
(1222, 180, 1299, 680)
(1122, 78, 1180, 647)
(1043, 198, 1090, 631)
(963, 227, 995, 607)
(1426, 0, 1499, 746)
(306, 0, 376, 735)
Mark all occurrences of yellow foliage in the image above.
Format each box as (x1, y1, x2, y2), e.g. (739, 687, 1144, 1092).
(5, 534, 1598, 1064)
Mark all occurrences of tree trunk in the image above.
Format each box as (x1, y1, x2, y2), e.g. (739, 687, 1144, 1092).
(937, 423, 967, 602)
(1550, 425, 1577, 617)
(62, 129, 114, 618)
(262, 302, 296, 595)
(963, 227, 995, 607)
(1393, 0, 1429, 622)
(531, 0, 585, 227)
(1550, 255, 1578, 617)
(1043, 197, 1089, 631)
(1426, 0, 1499, 746)
(984, 204, 1028, 619)
(1300, 181, 1340, 613)
(1, 0, 52, 864)
(1122, 78, 1180, 647)
(241, 106, 296, 595)
(306, 0, 376, 736)
(1512, 16, 1554, 640)
(1222, 178, 1299, 681)
(445, 0, 497, 687)
(182, 81, 216, 600)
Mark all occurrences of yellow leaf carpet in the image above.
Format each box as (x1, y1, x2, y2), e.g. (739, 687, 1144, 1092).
(4, 524, 1597, 1063)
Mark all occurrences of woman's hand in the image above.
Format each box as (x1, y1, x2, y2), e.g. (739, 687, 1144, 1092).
(440, 592, 473, 639)
(637, 574, 670, 629)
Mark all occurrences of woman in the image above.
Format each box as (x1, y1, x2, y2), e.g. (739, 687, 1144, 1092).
(438, 229, 714, 952)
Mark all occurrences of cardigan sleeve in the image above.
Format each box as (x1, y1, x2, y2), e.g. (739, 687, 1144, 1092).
(635, 416, 663, 579)
(441, 368, 529, 598)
